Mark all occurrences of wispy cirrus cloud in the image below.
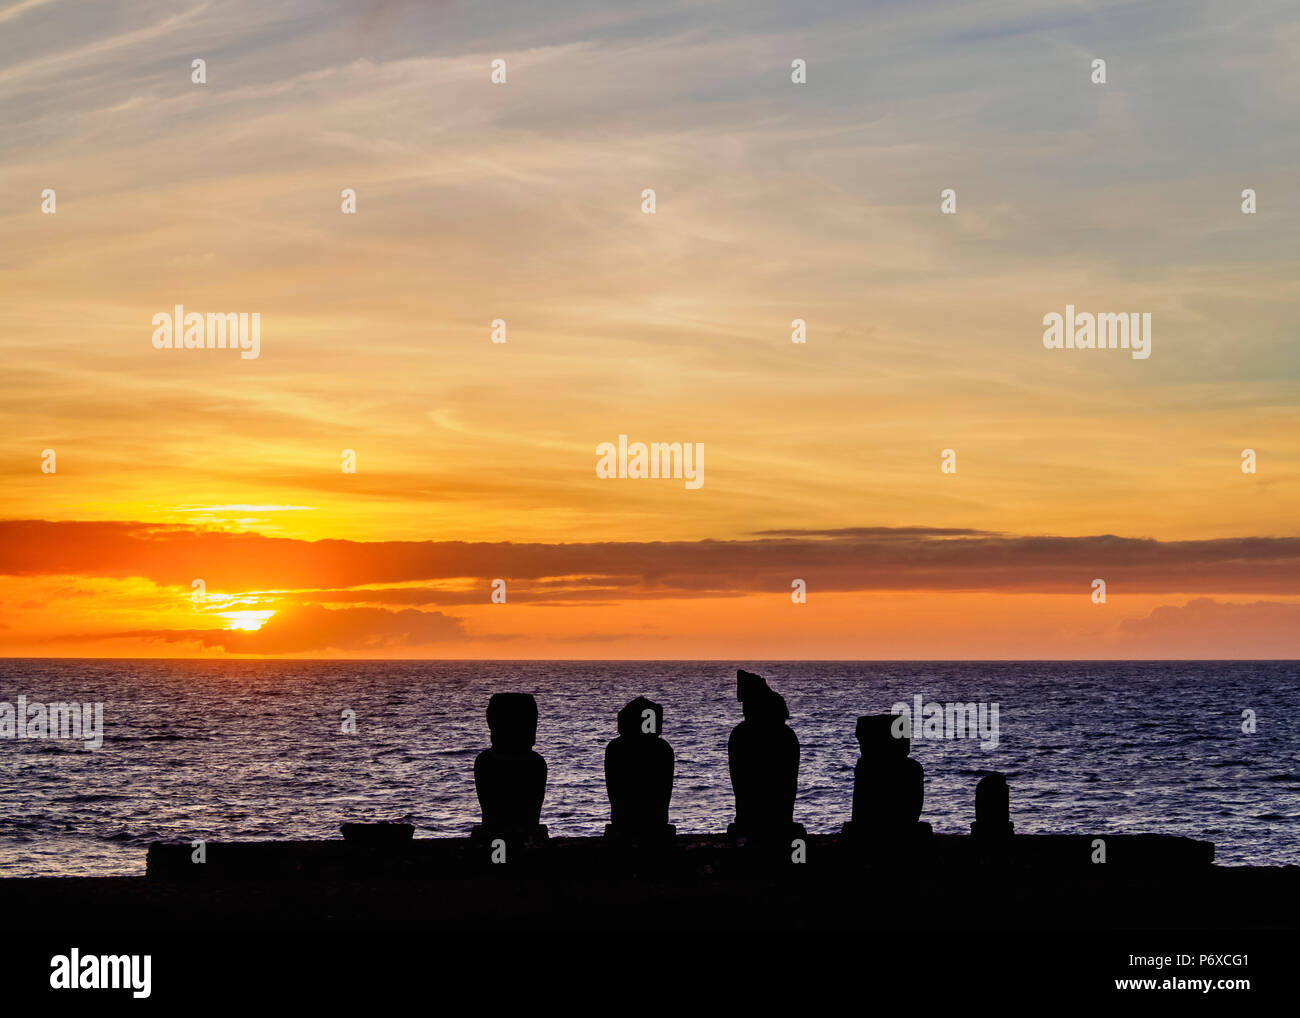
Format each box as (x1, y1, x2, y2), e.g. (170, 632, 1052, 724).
(1, 2, 1297, 658)
(2, 0, 1297, 550)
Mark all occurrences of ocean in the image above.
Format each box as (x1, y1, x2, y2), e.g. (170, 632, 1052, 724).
(0, 659, 1295, 876)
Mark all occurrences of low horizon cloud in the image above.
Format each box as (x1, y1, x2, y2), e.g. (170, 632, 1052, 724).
(3, 519, 1297, 656)
(2, 519, 1297, 595)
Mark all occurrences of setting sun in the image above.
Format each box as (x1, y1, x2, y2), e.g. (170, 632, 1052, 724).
(220, 610, 275, 632)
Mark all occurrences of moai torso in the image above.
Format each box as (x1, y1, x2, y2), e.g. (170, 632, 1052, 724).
(728, 719, 800, 832)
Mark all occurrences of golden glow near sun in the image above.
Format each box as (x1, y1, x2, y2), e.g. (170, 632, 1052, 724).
(220, 610, 275, 632)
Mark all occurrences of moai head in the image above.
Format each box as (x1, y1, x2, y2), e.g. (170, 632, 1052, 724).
(486, 692, 538, 752)
(856, 713, 910, 758)
(975, 772, 1010, 823)
(617, 695, 663, 739)
(737, 669, 789, 723)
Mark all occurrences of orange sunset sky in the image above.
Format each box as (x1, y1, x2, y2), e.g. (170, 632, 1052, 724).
(0, 1, 1297, 658)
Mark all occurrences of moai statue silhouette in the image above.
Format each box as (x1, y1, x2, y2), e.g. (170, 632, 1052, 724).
(727, 670, 803, 843)
(971, 772, 1014, 838)
(842, 713, 930, 845)
(604, 695, 675, 843)
(472, 692, 548, 845)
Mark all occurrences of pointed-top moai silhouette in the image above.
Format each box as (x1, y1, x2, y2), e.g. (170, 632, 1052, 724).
(972, 772, 1014, 838)
(842, 713, 930, 844)
(604, 696, 675, 843)
(472, 692, 548, 843)
(727, 670, 803, 842)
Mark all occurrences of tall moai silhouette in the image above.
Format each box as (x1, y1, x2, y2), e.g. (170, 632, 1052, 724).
(604, 695, 675, 842)
(972, 772, 1014, 838)
(472, 692, 548, 843)
(842, 713, 929, 843)
(727, 669, 803, 841)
